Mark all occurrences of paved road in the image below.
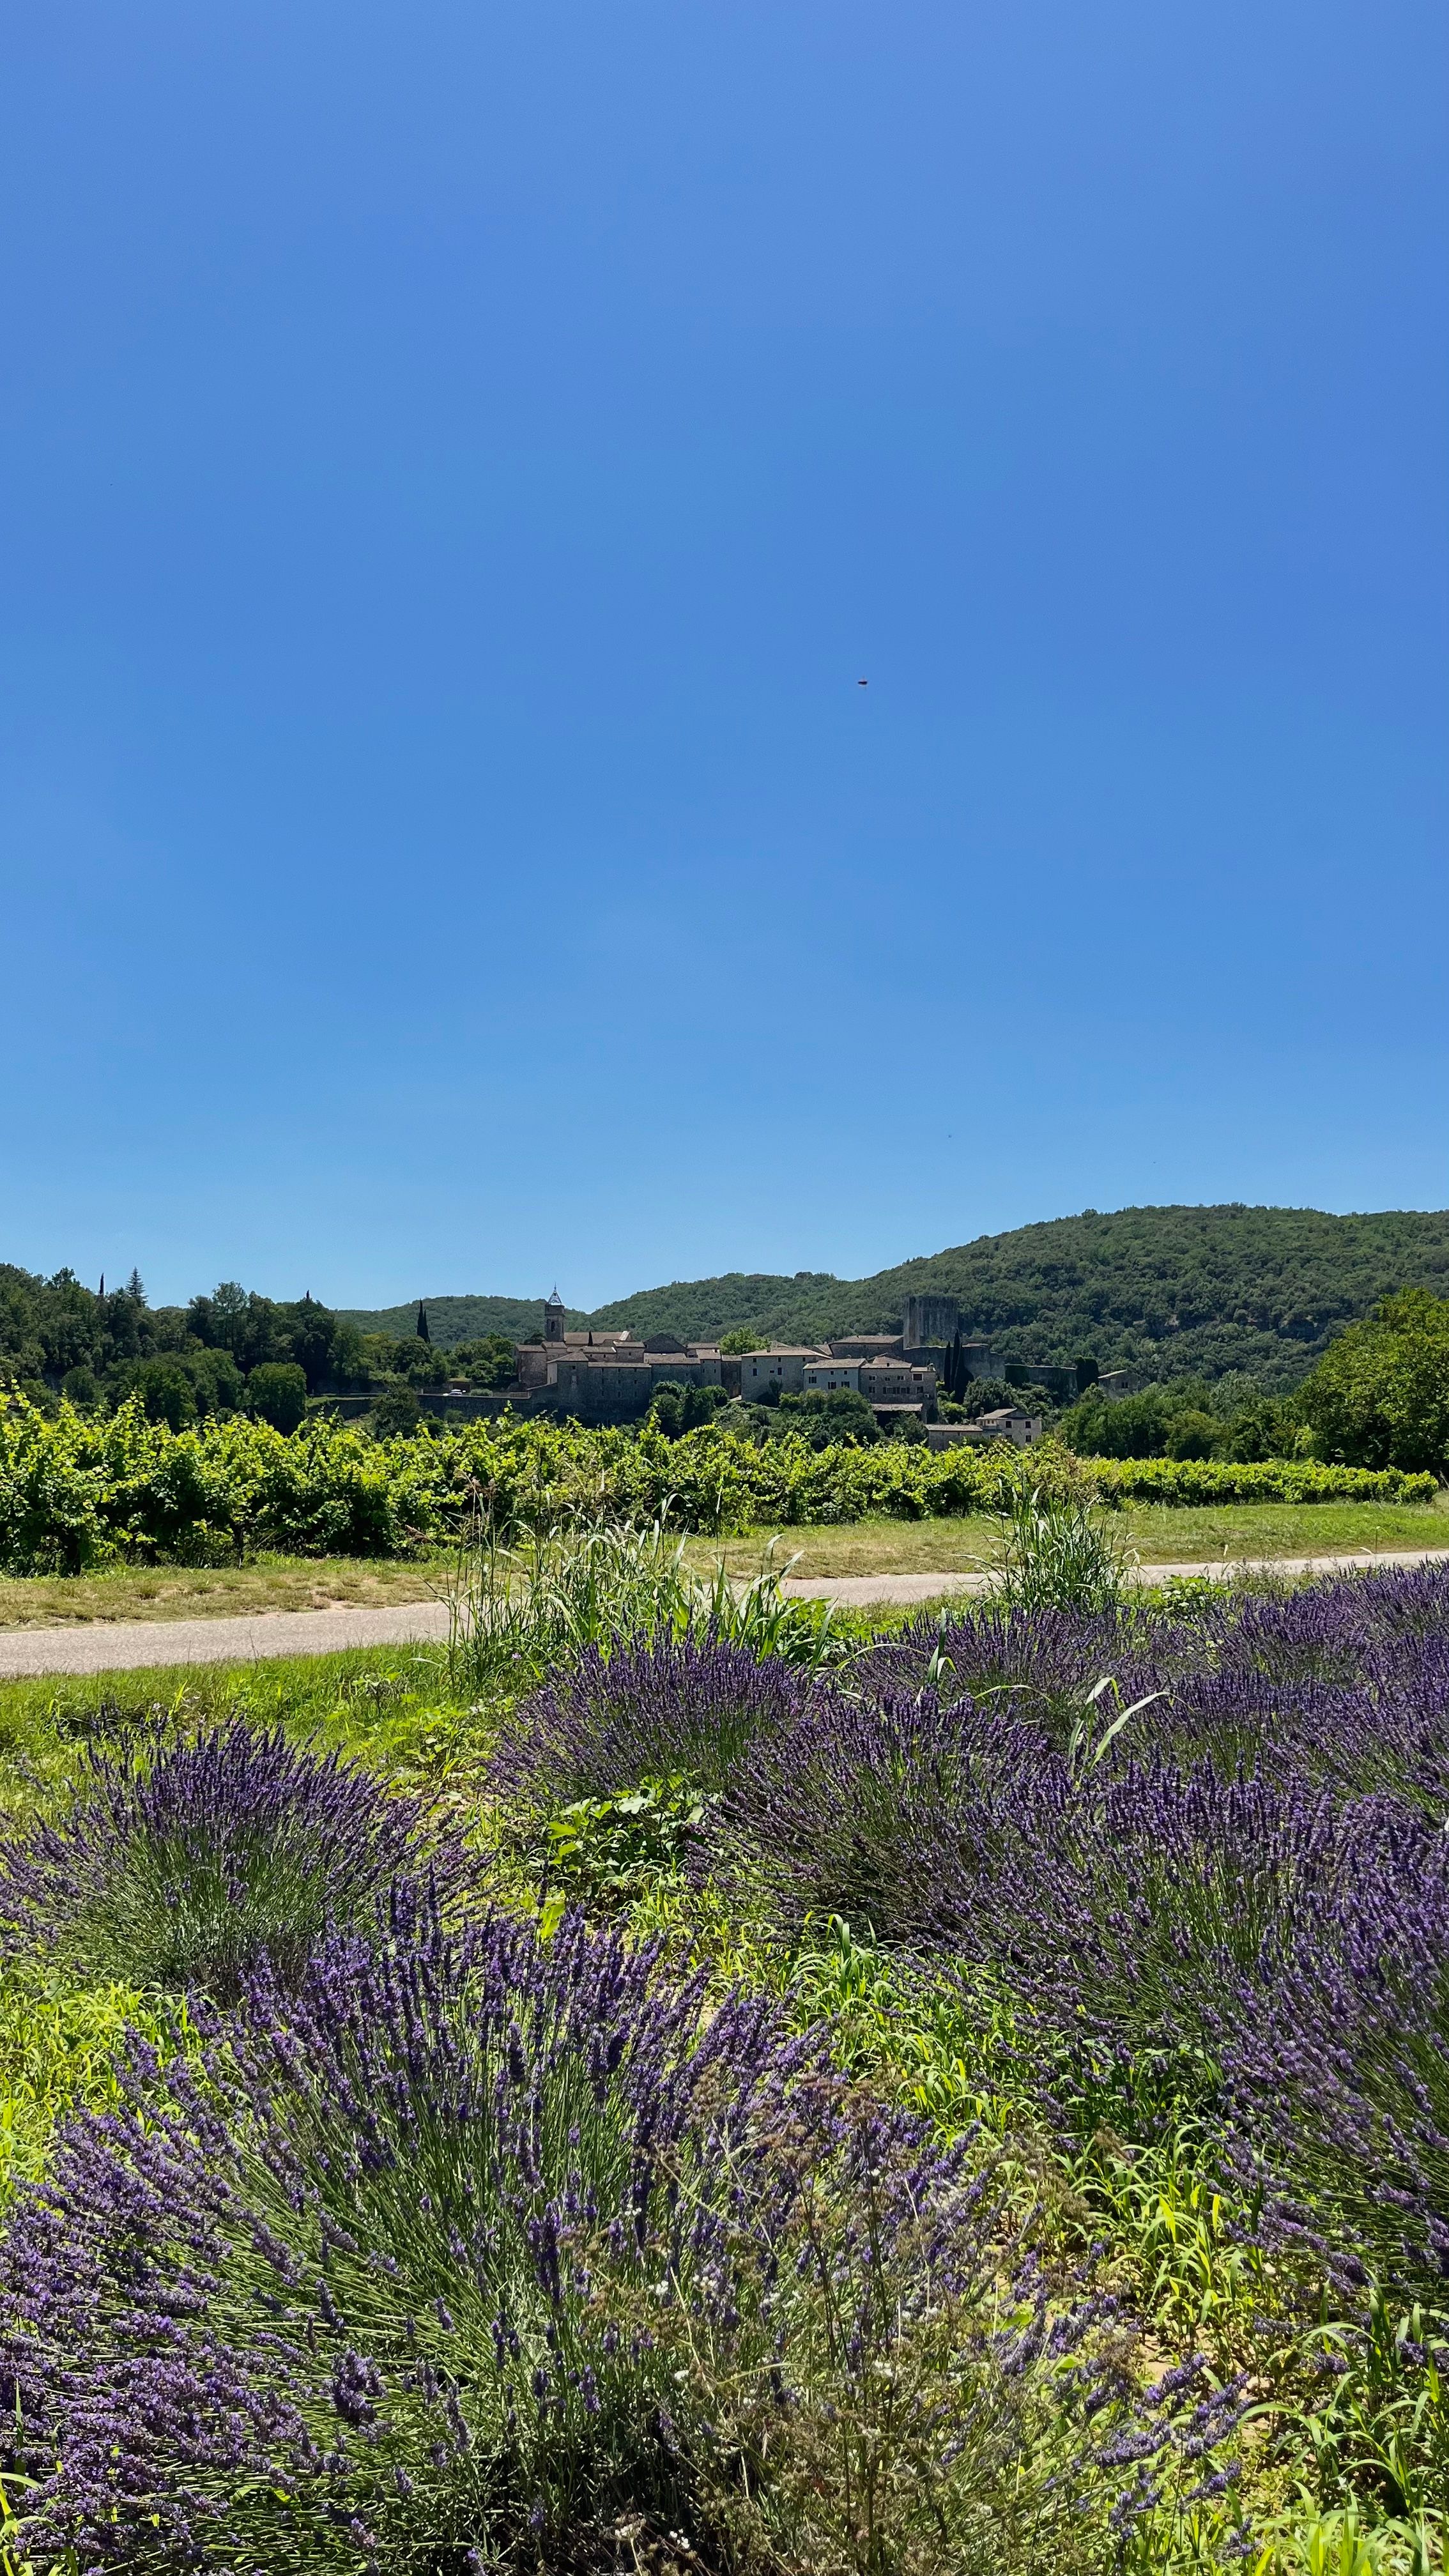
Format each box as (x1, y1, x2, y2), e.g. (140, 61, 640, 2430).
(783, 1547, 1449, 1611)
(0, 1549, 1446, 1678)
(0, 1600, 456, 1679)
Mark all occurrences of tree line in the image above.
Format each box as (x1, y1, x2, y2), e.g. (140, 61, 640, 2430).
(1055, 1291, 1449, 1475)
(0, 1267, 516, 1434)
(4, 1258, 1448, 1475)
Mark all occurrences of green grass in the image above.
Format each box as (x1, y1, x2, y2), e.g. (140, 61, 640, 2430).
(0, 1548, 456, 1630)
(682, 1496, 1449, 1583)
(0, 1646, 463, 1825)
(0, 1967, 180, 2204)
(1115, 1494, 1449, 1562)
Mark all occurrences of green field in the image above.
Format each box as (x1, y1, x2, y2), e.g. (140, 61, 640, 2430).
(0, 1646, 457, 1821)
(0, 1548, 459, 1630)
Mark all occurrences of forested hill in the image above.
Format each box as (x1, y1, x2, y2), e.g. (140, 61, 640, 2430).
(343, 1204, 1449, 1390)
(337, 1294, 558, 1347)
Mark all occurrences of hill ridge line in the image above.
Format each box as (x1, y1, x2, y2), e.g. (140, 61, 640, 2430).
(336, 1202, 1449, 1392)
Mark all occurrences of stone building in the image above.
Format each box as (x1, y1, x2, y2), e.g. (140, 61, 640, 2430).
(926, 1405, 1042, 1450)
(737, 1346, 831, 1401)
(507, 1292, 967, 1429)
(803, 1354, 938, 1418)
(513, 1294, 721, 1424)
(896, 1298, 1005, 1377)
(901, 1292, 961, 1351)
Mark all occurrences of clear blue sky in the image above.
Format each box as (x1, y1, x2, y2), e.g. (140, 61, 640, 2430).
(3, 2, 1445, 1310)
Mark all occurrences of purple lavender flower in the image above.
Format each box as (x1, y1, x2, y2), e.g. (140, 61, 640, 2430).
(0, 1719, 481, 1999)
(706, 1565, 1449, 2294)
(864, 1562, 1449, 1813)
(490, 1637, 815, 1807)
(0, 1901, 1221, 2568)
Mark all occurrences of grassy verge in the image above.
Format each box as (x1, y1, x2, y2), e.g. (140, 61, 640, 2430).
(0, 1646, 464, 1825)
(1, 1498, 1445, 1634)
(682, 1495, 1449, 1581)
(0, 1549, 455, 1630)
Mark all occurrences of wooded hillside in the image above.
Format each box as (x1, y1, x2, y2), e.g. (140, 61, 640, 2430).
(342, 1205, 1449, 1390)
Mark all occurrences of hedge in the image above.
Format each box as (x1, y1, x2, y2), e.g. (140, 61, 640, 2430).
(0, 1399, 1438, 1575)
(1084, 1456, 1439, 1508)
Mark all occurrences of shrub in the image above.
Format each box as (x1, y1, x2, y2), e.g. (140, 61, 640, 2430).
(703, 1566, 1449, 2297)
(1086, 1455, 1435, 1507)
(0, 1907, 1238, 2573)
(490, 1637, 813, 1810)
(0, 1720, 477, 2000)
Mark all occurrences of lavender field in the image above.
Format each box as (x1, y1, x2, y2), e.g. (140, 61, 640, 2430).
(2, 1558, 1448, 2569)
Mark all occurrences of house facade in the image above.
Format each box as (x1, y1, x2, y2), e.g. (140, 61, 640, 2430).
(512, 1294, 723, 1423)
(738, 1346, 830, 1401)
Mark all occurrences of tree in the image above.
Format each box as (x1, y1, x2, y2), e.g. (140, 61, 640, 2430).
(325, 1322, 374, 1391)
(417, 1302, 431, 1345)
(447, 1336, 517, 1391)
(776, 1388, 879, 1449)
(719, 1330, 766, 1355)
(372, 1383, 421, 1439)
(648, 1383, 729, 1438)
(130, 1358, 198, 1433)
(1297, 1291, 1449, 1474)
(246, 1362, 308, 1434)
(960, 1379, 1016, 1421)
(1164, 1409, 1221, 1460)
(188, 1282, 249, 1351)
(285, 1300, 341, 1392)
(186, 1347, 245, 1418)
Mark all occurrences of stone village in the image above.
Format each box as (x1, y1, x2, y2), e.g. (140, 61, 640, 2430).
(456, 1290, 1126, 1448)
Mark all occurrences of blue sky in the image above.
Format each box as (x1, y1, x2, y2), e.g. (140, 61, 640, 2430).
(3, 1, 1445, 1309)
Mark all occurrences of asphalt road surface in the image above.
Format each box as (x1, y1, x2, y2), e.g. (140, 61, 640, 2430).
(0, 1549, 1446, 1678)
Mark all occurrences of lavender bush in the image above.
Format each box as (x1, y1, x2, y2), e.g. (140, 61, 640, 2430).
(0, 1905, 1237, 2573)
(0, 1719, 479, 2000)
(701, 1567, 1449, 2299)
(862, 1563, 1449, 1810)
(491, 1637, 816, 1811)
